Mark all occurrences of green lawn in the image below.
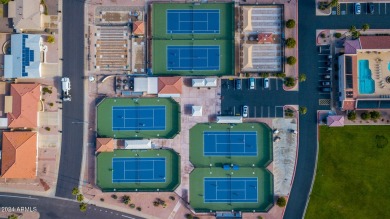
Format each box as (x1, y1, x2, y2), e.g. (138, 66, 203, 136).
(306, 126, 390, 219)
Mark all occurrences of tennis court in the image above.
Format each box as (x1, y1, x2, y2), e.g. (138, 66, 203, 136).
(204, 131, 257, 156)
(204, 177, 258, 203)
(112, 157, 166, 183)
(112, 106, 166, 131)
(167, 46, 220, 71)
(167, 9, 220, 34)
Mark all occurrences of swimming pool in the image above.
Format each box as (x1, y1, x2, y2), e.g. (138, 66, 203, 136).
(358, 60, 375, 94)
(388, 62, 390, 71)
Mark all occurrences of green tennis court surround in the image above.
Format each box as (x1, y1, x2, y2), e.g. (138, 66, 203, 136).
(97, 149, 180, 192)
(151, 3, 234, 76)
(97, 98, 180, 139)
(189, 123, 273, 167)
(190, 168, 274, 212)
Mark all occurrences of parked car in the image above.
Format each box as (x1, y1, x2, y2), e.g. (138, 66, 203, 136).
(355, 3, 361, 15)
(242, 105, 248, 118)
(235, 79, 242, 90)
(264, 78, 269, 88)
(323, 74, 331, 79)
(367, 3, 374, 14)
(321, 81, 331, 86)
(249, 78, 255, 89)
(320, 87, 332, 92)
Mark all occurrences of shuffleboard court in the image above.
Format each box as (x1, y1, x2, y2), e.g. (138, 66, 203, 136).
(112, 157, 166, 183)
(167, 9, 220, 34)
(167, 46, 220, 71)
(112, 106, 166, 131)
(204, 177, 258, 203)
(203, 131, 257, 156)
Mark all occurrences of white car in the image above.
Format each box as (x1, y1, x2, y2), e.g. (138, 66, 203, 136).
(242, 105, 248, 118)
(264, 78, 269, 88)
(355, 3, 361, 15)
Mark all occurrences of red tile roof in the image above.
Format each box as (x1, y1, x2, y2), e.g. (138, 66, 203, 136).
(258, 33, 275, 44)
(359, 36, 390, 50)
(133, 21, 144, 35)
(96, 138, 115, 152)
(158, 77, 182, 94)
(1, 132, 37, 179)
(8, 83, 40, 128)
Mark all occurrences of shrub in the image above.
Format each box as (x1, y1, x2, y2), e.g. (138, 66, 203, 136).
(334, 32, 342, 38)
(136, 207, 142, 211)
(100, 198, 104, 202)
(260, 72, 270, 78)
(284, 77, 296, 87)
(0, 0, 11, 4)
(122, 195, 131, 204)
(286, 56, 297, 65)
(8, 214, 18, 219)
(277, 196, 287, 207)
(77, 194, 84, 202)
(285, 38, 296, 48)
(347, 111, 357, 121)
(257, 216, 264, 219)
(299, 106, 307, 115)
(185, 214, 194, 219)
(169, 196, 175, 201)
(361, 112, 371, 120)
(129, 204, 135, 208)
(285, 109, 294, 117)
(72, 187, 79, 195)
(49, 102, 54, 107)
(276, 72, 286, 78)
(285, 19, 295, 28)
(47, 35, 55, 43)
(45, 127, 51, 131)
(320, 33, 326, 38)
(111, 194, 118, 199)
(370, 111, 381, 120)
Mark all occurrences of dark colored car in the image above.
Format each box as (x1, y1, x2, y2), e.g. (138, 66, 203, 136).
(235, 79, 242, 90)
(321, 81, 331, 86)
(321, 87, 332, 92)
(367, 3, 374, 14)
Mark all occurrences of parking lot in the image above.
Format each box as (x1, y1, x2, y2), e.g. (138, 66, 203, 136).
(332, 2, 390, 15)
(220, 78, 298, 118)
(317, 45, 333, 99)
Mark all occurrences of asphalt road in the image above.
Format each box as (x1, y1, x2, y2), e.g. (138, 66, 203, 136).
(284, 1, 390, 219)
(0, 193, 143, 219)
(55, 0, 86, 199)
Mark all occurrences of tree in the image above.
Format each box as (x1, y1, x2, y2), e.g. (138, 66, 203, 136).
(347, 111, 357, 121)
(72, 187, 79, 195)
(362, 23, 370, 31)
(351, 30, 361, 39)
(299, 106, 307, 115)
(276, 197, 287, 207)
(286, 56, 297, 65)
(111, 194, 118, 199)
(285, 38, 296, 48)
(0, 0, 11, 4)
(79, 202, 87, 212)
(328, 0, 338, 7)
(8, 215, 18, 219)
(299, 73, 306, 82)
(77, 194, 84, 202)
(370, 111, 381, 120)
(47, 35, 55, 43)
(185, 214, 194, 219)
(349, 25, 357, 33)
(286, 19, 295, 28)
(361, 112, 371, 120)
(122, 195, 131, 204)
(284, 77, 296, 87)
(334, 32, 342, 38)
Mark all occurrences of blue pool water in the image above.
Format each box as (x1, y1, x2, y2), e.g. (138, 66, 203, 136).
(358, 60, 375, 94)
(388, 62, 390, 71)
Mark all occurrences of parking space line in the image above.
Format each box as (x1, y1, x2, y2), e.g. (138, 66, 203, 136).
(254, 106, 256, 118)
(275, 79, 278, 90)
(267, 106, 270, 117)
(261, 106, 263, 117)
(233, 106, 236, 115)
(379, 3, 381, 15)
(386, 3, 387, 14)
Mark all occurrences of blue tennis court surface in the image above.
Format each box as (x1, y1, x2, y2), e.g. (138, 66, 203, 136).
(167, 9, 220, 34)
(112, 158, 166, 183)
(112, 106, 166, 131)
(203, 131, 257, 156)
(167, 46, 220, 71)
(204, 177, 258, 203)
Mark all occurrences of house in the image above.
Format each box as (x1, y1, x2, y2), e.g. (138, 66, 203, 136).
(158, 77, 182, 97)
(96, 138, 115, 153)
(338, 35, 390, 110)
(8, 0, 43, 32)
(1, 132, 37, 179)
(4, 34, 42, 79)
(6, 83, 41, 129)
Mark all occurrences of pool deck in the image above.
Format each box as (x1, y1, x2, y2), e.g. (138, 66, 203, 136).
(356, 51, 390, 97)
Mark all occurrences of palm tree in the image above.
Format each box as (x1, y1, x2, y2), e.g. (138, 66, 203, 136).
(349, 25, 357, 33)
(299, 73, 307, 82)
(362, 24, 370, 31)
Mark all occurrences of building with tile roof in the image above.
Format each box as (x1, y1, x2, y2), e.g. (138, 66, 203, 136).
(4, 34, 41, 79)
(1, 132, 37, 179)
(96, 138, 115, 153)
(158, 77, 182, 97)
(338, 35, 390, 110)
(7, 83, 41, 129)
(327, 115, 344, 127)
(8, 0, 43, 32)
(133, 21, 144, 35)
